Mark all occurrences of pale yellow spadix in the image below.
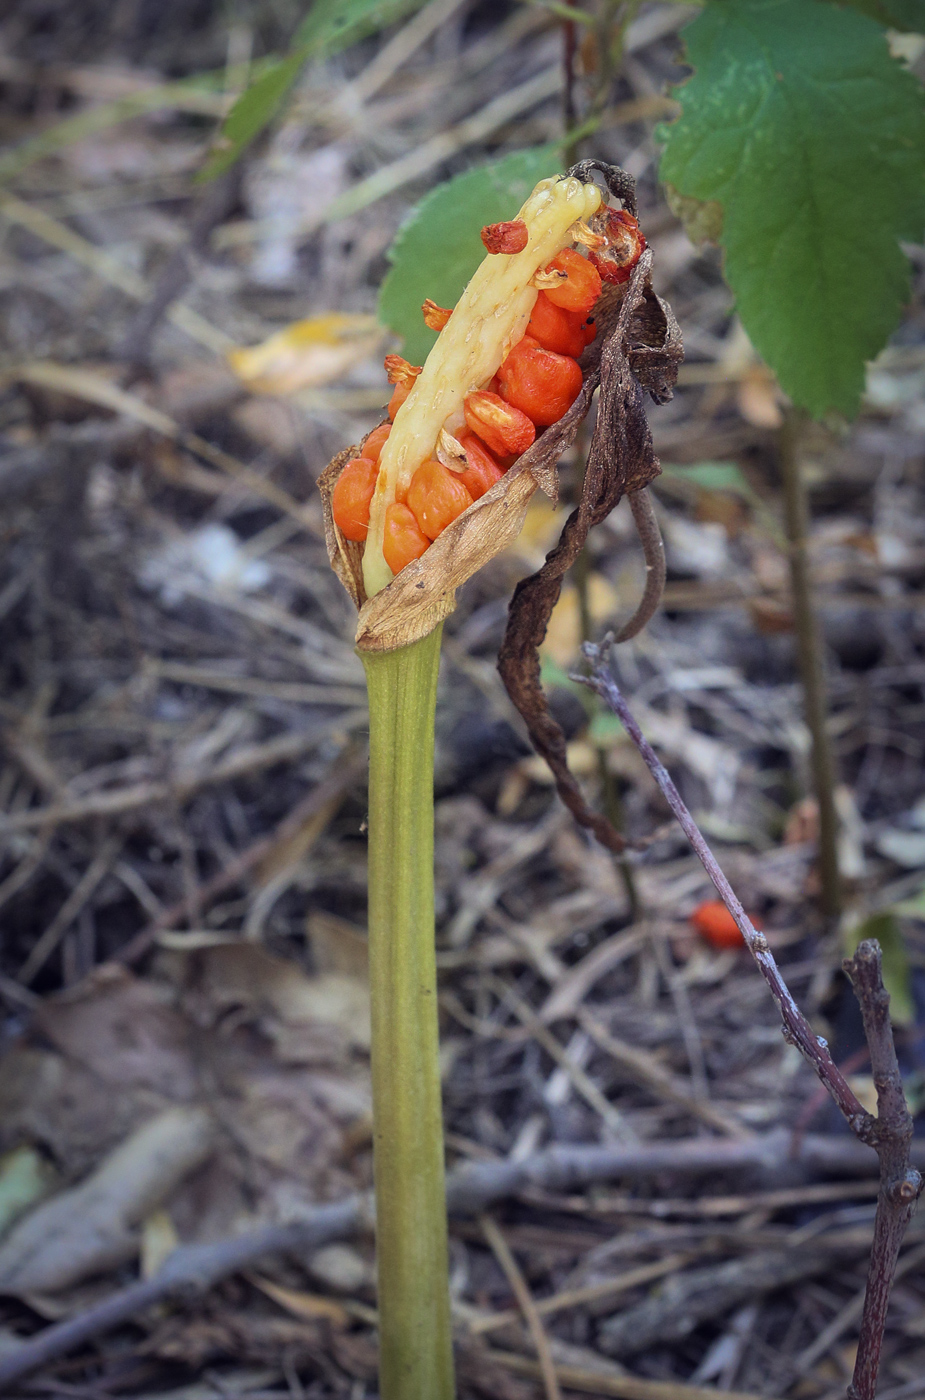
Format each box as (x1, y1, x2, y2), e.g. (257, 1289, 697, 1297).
(362, 175, 602, 598)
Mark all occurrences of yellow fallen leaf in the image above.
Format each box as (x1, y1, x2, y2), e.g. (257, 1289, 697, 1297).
(228, 313, 383, 395)
(542, 575, 620, 667)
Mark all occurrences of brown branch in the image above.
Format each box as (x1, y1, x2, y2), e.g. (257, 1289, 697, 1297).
(576, 643, 924, 1399)
(843, 942, 923, 1400)
(613, 489, 666, 642)
(3, 1128, 920, 1392)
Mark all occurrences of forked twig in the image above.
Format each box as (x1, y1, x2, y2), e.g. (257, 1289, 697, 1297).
(575, 640, 923, 1400)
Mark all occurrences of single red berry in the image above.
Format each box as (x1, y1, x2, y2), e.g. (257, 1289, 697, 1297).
(457, 433, 504, 499)
(361, 422, 391, 462)
(331, 457, 378, 542)
(527, 291, 589, 358)
(481, 219, 529, 255)
(407, 459, 473, 541)
(463, 390, 535, 457)
(383, 502, 430, 574)
(497, 342, 583, 426)
(541, 248, 601, 315)
(689, 900, 758, 950)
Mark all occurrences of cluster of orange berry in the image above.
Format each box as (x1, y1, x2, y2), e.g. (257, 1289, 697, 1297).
(331, 210, 645, 579)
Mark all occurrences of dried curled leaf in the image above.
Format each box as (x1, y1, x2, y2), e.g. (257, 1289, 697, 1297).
(497, 247, 682, 854)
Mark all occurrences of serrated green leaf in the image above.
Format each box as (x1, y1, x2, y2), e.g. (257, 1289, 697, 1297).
(845, 911, 916, 1026)
(295, 0, 428, 54)
(377, 146, 563, 363)
(659, 0, 925, 418)
(824, 0, 925, 30)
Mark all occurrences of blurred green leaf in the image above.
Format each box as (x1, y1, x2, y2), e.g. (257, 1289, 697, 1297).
(0, 1147, 54, 1240)
(660, 460, 760, 502)
(202, 0, 430, 181)
(201, 49, 310, 180)
(895, 886, 925, 919)
(823, 0, 925, 29)
(295, 0, 429, 52)
(845, 912, 916, 1026)
(377, 145, 563, 363)
(659, 0, 925, 417)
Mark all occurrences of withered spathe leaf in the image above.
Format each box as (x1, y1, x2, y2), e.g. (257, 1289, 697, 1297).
(497, 247, 682, 854)
(318, 365, 601, 653)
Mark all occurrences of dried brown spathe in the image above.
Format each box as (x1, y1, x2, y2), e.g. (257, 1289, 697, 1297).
(497, 249, 682, 854)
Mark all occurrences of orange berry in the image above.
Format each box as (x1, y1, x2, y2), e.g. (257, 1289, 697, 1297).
(457, 433, 504, 499)
(384, 355, 422, 421)
(689, 900, 758, 950)
(542, 247, 601, 315)
(383, 502, 430, 575)
(422, 298, 452, 331)
(331, 457, 378, 542)
(463, 390, 535, 457)
(481, 219, 529, 255)
(361, 422, 391, 462)
(589, 209, 647, 285)
(407, 459, 473, 541)
(580, 317, 598, 348)
(497, 342, 583, 426)
(527, 292, 588, 358)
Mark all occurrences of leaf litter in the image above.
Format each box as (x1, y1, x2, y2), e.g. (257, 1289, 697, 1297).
(0, 4, 923, 1398)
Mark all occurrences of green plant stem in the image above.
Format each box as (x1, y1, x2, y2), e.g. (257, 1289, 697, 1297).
(361, 625, 454, 1400)
(779, 408, 841, 920)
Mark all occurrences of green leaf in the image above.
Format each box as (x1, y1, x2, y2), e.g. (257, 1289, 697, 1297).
(824, 0, 925, 30)
(203, 0, 430, 181)
(295, 0, 428, 54)
(659, 0, 925, 418)
(660, 460, 759, 501)
(845, 912, 916, 1026)
(201, 47, 311, 180)
(377, 146, 563, 363)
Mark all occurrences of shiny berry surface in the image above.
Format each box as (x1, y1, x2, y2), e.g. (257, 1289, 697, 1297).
(463, 390, 535, 457)
(542, 248, 601, 316)
(497, 342, 583, 426)
(331, 458, 378, 542)
(361, 422, 391, 462)
(457, 433, 504, 499)
(527, 292, 588, 358)
(406, 460, 473, 541)
(383, 502, 430, 574)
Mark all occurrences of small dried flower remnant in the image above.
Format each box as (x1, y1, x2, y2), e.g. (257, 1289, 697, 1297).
(480, 218, 529, 254)
(589, 208, 647, 285)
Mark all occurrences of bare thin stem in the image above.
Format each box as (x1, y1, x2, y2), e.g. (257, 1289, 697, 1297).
(780, 407, 841, 919)
(577, 644, 924, 1398)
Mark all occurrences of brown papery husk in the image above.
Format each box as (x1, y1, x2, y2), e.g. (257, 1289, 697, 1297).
(497, 249, 682, 854)
(317, 249, 680, 672)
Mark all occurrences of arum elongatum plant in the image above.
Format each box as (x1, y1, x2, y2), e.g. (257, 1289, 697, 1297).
(319, 161, 681, 1399)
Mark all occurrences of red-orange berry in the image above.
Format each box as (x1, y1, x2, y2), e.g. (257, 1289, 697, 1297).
(384, 355, 422, 421)
(497, 342, 583, 426)
(481, 219, 529, 255)
(689, 900, 758, 950)
(383, 502, 430, 574)
(361, 422, 391, 462)
(407, 459, 473, 541)
(527, 291, 588, 358)
(331, 458, 378, 542)
(463, 390, 535, 457)
(589, 209, 647, 285)
(457, 433, 504, 499)
(422, 299, 452, 331)
(541, 248, 601, 315)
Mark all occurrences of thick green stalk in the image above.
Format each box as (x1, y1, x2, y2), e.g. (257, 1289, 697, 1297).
(361, 625, 454, 1400)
